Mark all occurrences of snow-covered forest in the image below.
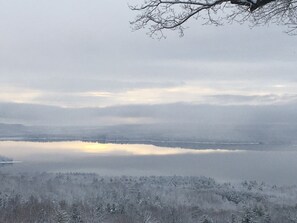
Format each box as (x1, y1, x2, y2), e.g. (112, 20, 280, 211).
(1, 172, 297, 223)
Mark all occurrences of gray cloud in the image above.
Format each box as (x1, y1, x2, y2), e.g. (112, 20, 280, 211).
(0, 0, 297, 108)
(206, 94, 297, 105)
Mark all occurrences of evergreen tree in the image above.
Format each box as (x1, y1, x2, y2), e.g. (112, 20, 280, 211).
(230, 213, 237, 223)
(241, 209, 256, 223)
(263, 212, 271, 223)
(71, 204, 83, 223)
(55, 209, 70, 223)
(200, 215, 213, 223)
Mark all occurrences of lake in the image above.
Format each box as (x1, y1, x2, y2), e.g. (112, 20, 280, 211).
(1, 141, 297, 185)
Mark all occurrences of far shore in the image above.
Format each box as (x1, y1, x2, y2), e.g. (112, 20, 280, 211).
(0, 161, 21, 164)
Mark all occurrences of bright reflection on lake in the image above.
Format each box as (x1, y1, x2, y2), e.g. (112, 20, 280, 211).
(0, 141, 243, 160)
(1, 141, 297, 186)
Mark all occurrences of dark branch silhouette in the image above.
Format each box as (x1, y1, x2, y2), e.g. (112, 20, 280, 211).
(130, 0, 297, 37)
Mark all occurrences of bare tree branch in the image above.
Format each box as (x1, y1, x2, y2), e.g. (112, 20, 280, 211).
(130, 0, 297, 37)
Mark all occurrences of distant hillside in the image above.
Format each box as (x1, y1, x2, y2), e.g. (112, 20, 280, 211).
(0, 155, 13, 162)
(1, 102, 297, 149)
(1, 102, 297, 126)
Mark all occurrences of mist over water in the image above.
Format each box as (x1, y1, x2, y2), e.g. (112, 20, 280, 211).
(1, 141, 297, 185)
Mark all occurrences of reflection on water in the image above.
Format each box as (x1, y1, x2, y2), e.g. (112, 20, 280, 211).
(0, 141, 243, 160)
(1, 141, 297, 185)
(81, 142, 242, 155)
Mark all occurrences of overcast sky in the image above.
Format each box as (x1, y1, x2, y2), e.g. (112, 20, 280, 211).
(1, 0, 297, 108)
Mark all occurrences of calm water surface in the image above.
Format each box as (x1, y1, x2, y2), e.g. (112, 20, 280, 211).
(1, 141, 297, 185)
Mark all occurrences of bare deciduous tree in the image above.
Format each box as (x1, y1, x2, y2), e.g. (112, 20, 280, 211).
(130, 0, 297, 37)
